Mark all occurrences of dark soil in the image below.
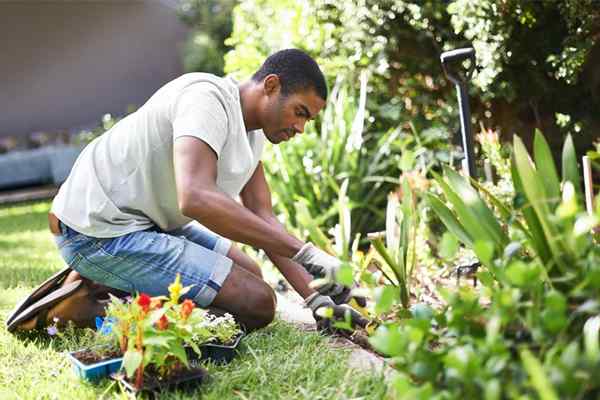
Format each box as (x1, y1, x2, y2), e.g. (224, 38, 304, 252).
(72, 348, 122, 365)
(114, 364, 207, 394)
(338, 329, 385, 356)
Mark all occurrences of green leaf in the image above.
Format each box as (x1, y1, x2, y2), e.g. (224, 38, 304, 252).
(470, 178, 517, 225)
(295, 201, 334, 254)
(142, 334, 173, 348)
(385, 192, 400, 257)
(169, 342, 189, 368)
(400, 150, 416, 171)
(426, 193, 473, 247)
(561, 134, 582, 199)
(369, 324, 406, 357)
(434, 170, 502, 248)
(336, 262, 354, 287)
(520, 348, 559, 400)
(444, 167, 509, 248)
(505, 260, 540, 288)
(371, 238, 402, 285)
(474, 240, 495, 267)
(122, 350, 143, 378)
(476, 271, 495, 288)
(439, 231, 459, 259)
(513, 136, 567, 272)
(410, 303, 434, 321)
(511, 155, 552, 264)
(583, 316, 600, 362)
(375, 285, 399, 314)
(533, 129, 560, 202)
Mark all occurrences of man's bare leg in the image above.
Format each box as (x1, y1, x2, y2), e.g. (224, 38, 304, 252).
(226, 244, 262, 278)
(210, 264, 276, 332)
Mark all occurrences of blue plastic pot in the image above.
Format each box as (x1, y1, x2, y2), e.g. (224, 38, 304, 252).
(67, 349, 123, 382)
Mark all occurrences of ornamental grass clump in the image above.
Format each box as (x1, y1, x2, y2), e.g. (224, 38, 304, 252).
(104, 274, 241, 390)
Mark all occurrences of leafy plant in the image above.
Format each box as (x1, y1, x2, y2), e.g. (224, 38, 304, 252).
(369, 177, 419, 310)
(104, 275, 241, 389)
(370, 131, 600, 398)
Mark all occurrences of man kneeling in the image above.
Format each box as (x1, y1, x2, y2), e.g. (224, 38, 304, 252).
(50, 49, 367, 333)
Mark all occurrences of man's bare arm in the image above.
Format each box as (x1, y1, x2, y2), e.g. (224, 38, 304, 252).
(174, 136, 303, 258)
(240, 161, 315, 299)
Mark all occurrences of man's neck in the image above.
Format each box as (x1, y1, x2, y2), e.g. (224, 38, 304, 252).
(238, 80, 261, 132)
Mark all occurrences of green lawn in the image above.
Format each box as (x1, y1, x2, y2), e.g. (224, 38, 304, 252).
(0, 201, 388, 399)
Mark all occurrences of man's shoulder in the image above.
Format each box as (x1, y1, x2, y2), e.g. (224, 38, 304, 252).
(174, 73, 236, 97)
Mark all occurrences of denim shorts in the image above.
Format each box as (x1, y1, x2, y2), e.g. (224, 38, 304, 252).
(53, 221, 233, 307)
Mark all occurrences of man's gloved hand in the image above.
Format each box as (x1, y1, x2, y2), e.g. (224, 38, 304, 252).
(304, 292, 369, 334)
(292, 243, 367, 307)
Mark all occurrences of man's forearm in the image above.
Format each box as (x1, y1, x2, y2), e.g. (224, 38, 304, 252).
(181, 189, 303, 258)
(267, 252, 315, 299)
(255, 213, 316, 299)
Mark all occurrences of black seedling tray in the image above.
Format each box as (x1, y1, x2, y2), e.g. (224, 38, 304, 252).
(187, 331, 244, 365)
(111, 366, 206, 396)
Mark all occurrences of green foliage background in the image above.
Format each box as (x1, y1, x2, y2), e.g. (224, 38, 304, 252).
(223, 0, 599, 152)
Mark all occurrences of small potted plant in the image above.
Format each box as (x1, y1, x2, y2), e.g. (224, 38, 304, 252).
(107, 276, 209, 394)
(65, 318, 124, 382)
(187, 311, 244, 364)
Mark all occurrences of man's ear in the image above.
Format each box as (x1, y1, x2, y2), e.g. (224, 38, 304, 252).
(263, 74, 281, 96)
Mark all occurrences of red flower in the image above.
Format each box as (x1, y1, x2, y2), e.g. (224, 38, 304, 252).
(137, 293, 151, 313)
(180, 299, 195, 319)
(156, 314, 169, 330)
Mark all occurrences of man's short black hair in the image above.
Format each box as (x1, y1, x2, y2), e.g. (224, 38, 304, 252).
(252, 49, 328, 101)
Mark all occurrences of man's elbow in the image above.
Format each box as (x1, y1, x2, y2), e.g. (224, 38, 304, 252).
(178, 189, 212, 218)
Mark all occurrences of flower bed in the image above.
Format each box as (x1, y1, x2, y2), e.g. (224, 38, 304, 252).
(314, 131, 600, 398)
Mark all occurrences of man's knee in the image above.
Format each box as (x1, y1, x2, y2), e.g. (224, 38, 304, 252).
(247, 282, 276, 330)
(210, 264, 275, 330)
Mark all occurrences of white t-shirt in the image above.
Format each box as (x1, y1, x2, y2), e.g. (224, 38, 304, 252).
(52, 73, 265, 237)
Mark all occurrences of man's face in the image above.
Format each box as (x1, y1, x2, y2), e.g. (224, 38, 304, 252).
(261, 85, 326, 144)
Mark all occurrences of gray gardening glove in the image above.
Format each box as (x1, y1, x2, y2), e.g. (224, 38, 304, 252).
(304, 293, 369, 334)
(292, 243, 366, 307)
